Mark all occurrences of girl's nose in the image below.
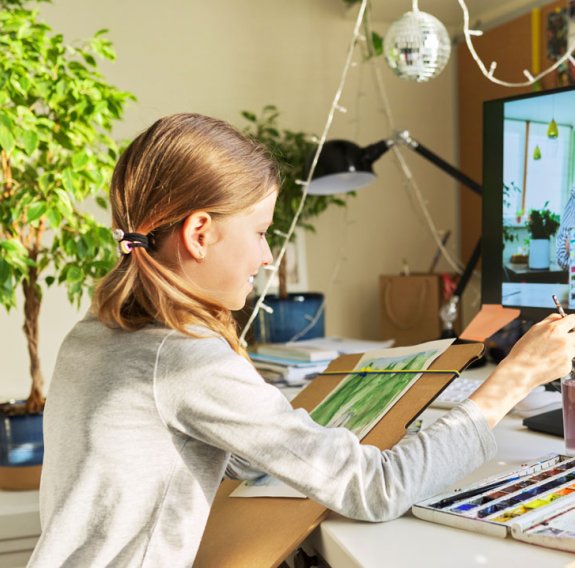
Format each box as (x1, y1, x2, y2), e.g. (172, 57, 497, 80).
(262, 239, 273, 266)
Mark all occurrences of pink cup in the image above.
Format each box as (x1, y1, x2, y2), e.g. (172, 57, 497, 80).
(562, 375, 575, 455)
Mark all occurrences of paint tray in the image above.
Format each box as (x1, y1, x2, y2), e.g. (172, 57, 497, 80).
(412, 453, 575, 552)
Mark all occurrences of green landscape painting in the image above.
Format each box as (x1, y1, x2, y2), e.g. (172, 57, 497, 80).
(310, 347, 443, 439)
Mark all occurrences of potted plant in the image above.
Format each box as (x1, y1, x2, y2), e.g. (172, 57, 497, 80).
(241, 106, 350, 342)
(0, 0, 134, 489)
(526, 202, 560, 270)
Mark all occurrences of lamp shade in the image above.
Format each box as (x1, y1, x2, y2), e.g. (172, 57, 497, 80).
(307, 139, 392, 195)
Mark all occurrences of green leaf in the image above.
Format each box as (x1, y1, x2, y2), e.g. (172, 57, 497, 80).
(27, 202, 47, 223)
(21, 130, 38, 155)
(72, 151, 90, 169)
(95, 196, 108, 209)
(81, 52, 97, 66)
(371, 32, 383, 56)
(62, 168, 77, 193)
(241, 111, 257, 122)
(0, 112, 14, 129)
(66, 265, 83, 283)
(0, 124, 15, 153)
(46, 208, 62, 228)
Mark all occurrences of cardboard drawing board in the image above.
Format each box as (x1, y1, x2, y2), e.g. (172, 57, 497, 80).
(193, 342, 485, 568)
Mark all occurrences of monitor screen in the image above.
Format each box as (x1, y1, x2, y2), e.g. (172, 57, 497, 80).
(482, 85, 575, 320)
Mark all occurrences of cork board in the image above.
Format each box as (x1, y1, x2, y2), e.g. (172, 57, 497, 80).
(194, 342, 485, 568)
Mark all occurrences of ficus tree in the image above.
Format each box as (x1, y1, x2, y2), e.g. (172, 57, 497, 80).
(0, 0, 135, 413)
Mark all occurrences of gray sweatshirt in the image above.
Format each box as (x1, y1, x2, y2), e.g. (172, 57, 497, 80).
(28, 314, 496, 567)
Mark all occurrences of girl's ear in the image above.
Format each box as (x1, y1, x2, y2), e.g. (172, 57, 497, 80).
(180, 211, 213, 261)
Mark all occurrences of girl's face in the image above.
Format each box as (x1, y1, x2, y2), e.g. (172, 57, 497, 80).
(183, 190, 277, 310)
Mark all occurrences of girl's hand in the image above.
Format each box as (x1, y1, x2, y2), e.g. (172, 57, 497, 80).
(502, 313, 575, 388)
(470, 313, 575, 428)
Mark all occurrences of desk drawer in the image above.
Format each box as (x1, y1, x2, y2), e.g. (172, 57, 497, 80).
(0, 535, 37, 568)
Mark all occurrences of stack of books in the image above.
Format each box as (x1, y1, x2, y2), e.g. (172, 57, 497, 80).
(249, 343, 339, 386)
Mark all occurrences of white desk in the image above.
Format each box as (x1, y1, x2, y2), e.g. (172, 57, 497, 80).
(0, 489, 40, 567)
(307, 394, 575, 567)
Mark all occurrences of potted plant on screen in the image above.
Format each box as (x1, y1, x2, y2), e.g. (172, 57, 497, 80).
(241, 106, 351, 343)
(526, 203, 560, 270)
(0, 0, 134, 489)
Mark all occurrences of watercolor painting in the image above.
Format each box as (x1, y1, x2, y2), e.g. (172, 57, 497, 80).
(310, 339, 453, 439)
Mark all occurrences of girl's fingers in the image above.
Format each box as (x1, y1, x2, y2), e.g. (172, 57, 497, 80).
(552, 313, 575, 332)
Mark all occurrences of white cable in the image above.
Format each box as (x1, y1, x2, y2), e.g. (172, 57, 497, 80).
(390, 144, 464, 273)
(458, 0, 575, 87)
(361, 0, 464, 273)
(239, 0, 369, 343)
(364, 53, 464, 273)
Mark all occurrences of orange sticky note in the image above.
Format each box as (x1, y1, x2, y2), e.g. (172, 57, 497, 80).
(459, 304, 521, 342)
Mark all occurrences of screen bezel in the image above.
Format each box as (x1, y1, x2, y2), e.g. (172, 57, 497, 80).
(481, 85, 575, 321)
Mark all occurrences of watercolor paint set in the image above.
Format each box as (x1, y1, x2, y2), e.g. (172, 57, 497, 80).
(412, 454, 575, 552)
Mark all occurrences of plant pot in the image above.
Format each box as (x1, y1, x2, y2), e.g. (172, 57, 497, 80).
(0, 402, 43, 491)
(253, 292, 325, 343)
(528, 238, 550, 270)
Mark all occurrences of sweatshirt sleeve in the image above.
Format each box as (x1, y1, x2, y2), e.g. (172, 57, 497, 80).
(224, 454, 264, 480)
(153, 335, 496, 522)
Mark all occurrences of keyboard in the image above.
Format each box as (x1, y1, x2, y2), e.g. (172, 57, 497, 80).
(429, 377, 483, 409)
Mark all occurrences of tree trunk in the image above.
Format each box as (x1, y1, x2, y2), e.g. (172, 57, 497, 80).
(22, 267, 44, 414)
(278, 253, 288, 300)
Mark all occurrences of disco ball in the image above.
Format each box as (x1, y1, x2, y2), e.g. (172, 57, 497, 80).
(384, 9, 451, 82)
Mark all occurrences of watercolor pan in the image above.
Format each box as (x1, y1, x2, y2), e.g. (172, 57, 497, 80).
(412, 454, 575, 553)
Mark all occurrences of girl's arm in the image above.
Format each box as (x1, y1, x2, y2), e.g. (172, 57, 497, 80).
(154, 337, 495, 522)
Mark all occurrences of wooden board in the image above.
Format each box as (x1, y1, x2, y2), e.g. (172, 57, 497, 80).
(194, 342, 485, 568)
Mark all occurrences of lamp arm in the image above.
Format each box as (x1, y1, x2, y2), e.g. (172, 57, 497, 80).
(396, 130, 482, 196)
(363, 138, 395, 165)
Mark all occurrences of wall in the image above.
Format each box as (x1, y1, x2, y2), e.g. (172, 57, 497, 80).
(0, 0, 459, 400)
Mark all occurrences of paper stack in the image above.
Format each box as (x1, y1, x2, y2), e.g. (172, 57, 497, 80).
(250, 343, 339, 386)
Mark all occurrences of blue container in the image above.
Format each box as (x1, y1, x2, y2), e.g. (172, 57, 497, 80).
(253, 292, 325, 343)
(0, 404, 44, 466)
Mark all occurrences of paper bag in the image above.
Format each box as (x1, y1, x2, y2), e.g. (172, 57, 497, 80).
(379, 274, 450, 346)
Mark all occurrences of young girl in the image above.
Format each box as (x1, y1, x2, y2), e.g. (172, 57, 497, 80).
(29, 113, 575, 567)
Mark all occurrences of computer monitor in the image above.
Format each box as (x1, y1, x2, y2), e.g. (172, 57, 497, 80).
(482, 85, 575, 321)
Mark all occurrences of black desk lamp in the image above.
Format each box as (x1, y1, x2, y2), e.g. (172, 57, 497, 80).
(307, 131, 482, 338)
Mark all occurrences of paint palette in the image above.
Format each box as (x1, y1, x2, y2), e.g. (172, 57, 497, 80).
(412, 454, 575, 552)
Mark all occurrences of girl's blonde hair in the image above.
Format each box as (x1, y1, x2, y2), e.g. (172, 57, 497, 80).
(93, 113, 278, 353)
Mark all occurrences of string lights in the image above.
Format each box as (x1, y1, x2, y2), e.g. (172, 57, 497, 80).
(457, 0, 575, 88)
(239, 0, 370, 345)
